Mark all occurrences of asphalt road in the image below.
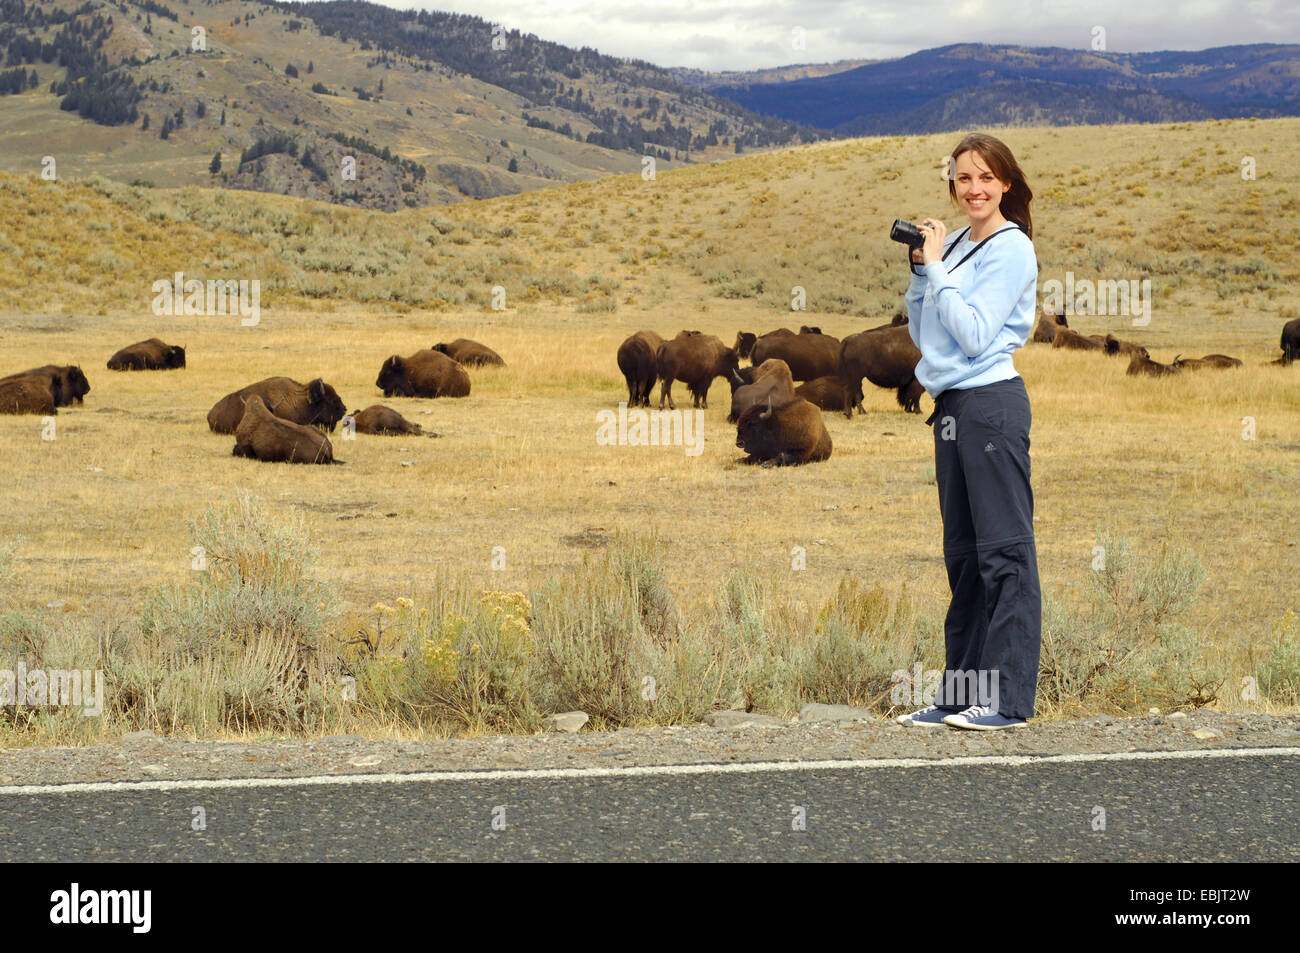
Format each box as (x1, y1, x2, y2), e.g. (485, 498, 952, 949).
(3, 750, 1296, 861)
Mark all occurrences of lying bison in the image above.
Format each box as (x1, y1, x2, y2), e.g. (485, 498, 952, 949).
(838, 324, 924, 416)
(1032, 308, 1068, 343)
(1051, 327, 1106, 351)
(233, 395, 339, 464)
(3, 365, 89, 406)
(1126, 349, 1179, 377)
(795, 376, 851, 412)
(736, 396, 832, 466)
(208, 377, 347, 434)
(1103, 333, 1147, 357)
(728, 359, 795, 423)
(1281, 318, 1300, 365)
(749, 327, 841, 381)
(345, 405, 427, 436)
(0, 375, 59, 415)
(432, 338, 505, 367)
(107, 338, 186, 371)
(377, 350, 471, 399)
(656, 331, 738, 410)
(616, 330, 664, 407)
(1172, 353, 1243, 370)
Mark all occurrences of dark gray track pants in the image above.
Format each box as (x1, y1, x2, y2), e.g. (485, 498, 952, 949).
(926, 377, 1042, 719)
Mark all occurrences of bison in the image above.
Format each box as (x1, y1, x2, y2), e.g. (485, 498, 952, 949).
(107, 338, 186, 371)
(734, 328, 795, 361)
(232, 395, 339, 464)
(656, 331, 739, 410)
(1126, 348, 1180, 377)
(749, 326, 841, 381)
(1032, 308, 1068, 343)
(795, 376, 851, 413)
(1172, 354, 1243, 370)
(345, 405, 426, 436)
(208, 377, 347, 434)
(838, 324, 924, 417)
(432, 338, 505, 366)
(3, 365, 89, 406)
(735, 396, 832, 466)
(1103, 333, 1147, 357)
(728, 359, 795, 423)
(616, 330, 664, 407)
(0, 375, 59, 415)
(377, 350, 471, 399)
(1051, 327, 1106, 351)
(1281, 318, 1300, 365)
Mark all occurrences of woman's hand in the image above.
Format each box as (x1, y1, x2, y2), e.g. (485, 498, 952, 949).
(918, 218, 947, 265)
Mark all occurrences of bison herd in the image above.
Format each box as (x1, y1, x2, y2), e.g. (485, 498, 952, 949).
(0, 337, 502, 465)
(1033, 308, 1263, 377)
(1, 314, 1293, 469)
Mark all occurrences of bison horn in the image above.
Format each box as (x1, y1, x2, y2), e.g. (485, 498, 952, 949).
(731, 368, 744, 383)
(760, 396, 773, 420)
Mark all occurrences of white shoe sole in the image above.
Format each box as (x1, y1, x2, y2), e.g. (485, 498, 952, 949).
(942, 715, 1028, 730)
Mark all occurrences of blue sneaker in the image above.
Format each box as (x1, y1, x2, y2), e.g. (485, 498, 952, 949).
(942, 705, 1028, 730)
(896, 705, 951, 728)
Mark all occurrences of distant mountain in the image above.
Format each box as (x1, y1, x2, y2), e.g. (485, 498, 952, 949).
(668, 59, 877, 89)
(710, 43, 1300, 134)
(0, 0, 823, 210)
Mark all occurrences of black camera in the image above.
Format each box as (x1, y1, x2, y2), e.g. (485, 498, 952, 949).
(890, 219, 925, 250)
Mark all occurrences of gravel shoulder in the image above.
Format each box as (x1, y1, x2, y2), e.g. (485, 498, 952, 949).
(2, 708, 1299, 788)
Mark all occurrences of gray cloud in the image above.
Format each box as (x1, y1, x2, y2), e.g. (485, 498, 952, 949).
(375, 1, 1300, 70)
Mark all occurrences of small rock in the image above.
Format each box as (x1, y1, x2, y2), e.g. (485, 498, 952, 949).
(822, 504, 838, 511)
(348, 755, 384, 768)
(141, 764, 165, 775)
(1166, 712, 1188, 722)
(1148, 707, 1161, 715)
(45, 600, 66, 610)
(1191, 729, 1223, 741)
(703, 710, 786, 729)
(498, 751, 526, 765)
(121, 730, 155, 743)
(86, 467, 104, 473)
(797, 702, 876, 724)
(544, 711, 589, 733)
(400, 461, 416, 467)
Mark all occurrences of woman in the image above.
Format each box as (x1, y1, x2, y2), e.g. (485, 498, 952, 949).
(896, 133, 1041, 731)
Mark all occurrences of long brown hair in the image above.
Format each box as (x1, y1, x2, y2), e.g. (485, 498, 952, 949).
(947, 134, 1033, 240)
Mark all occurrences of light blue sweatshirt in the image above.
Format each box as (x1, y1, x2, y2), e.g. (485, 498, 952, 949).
(904, 222, 1038, 397)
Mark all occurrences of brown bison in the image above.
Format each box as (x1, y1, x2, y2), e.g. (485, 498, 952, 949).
(0, 375, 59, 415)
(728, 359, 795, 423)
(1172, 354, 1243, 370)
(1032, 308, 1069, 343)
(838, 324, 924, 417)
(1126, 349, 1180, 377)
(345, 405, 426, 436)
(207, 377, 347, 434)
(749, 327, 841, 381)
(736, 396, 832, 466)
(232, 395, 339, 464)
(3, 365, 89, 406)
(735, 328, 795, 360)
(432, 338, 505, 366)
(1103, 333, 1147, 357)
(795, 376, 851, 412)
(1281, 318, 1300, 365)
(616, 330, 664, 407)
(1052, 327, 1106, 351)
(377, 350, 471, 399)
(107, 338, 186, 370)
(656, 331, 739, 410)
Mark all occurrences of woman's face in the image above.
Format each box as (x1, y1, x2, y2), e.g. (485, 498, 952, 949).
(952, 150, 1010, 229)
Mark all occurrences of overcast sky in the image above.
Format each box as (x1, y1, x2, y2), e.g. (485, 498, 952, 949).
(373, 0, 1298, 71)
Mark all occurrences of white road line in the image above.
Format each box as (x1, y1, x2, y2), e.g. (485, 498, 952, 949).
(1, 746, 1298, 796)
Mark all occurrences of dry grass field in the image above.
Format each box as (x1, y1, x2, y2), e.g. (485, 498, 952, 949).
(1, 117, 1298, 740)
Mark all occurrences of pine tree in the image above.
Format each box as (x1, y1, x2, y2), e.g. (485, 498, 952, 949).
(209, 152, 221, 174)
